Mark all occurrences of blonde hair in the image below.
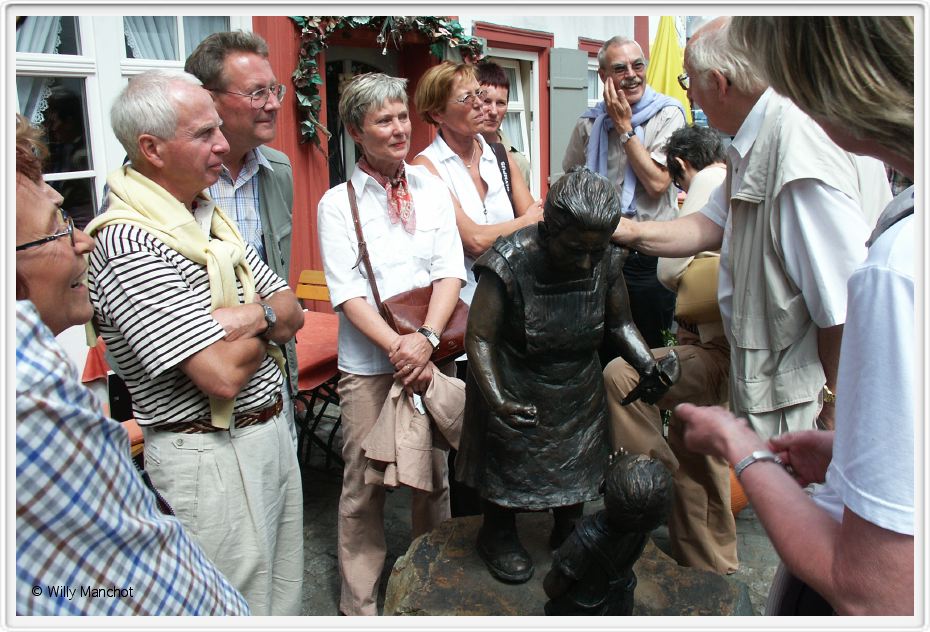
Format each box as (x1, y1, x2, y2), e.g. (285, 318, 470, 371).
(413, 61, 476, 125)
(729, 16, 913, 156)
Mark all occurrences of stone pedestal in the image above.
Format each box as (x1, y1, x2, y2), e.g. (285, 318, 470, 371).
(385, 513, 753, 616)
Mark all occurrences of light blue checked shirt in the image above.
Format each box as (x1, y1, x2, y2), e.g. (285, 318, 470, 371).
(209, 148, 271, 263)
(15, 301, 249, 615)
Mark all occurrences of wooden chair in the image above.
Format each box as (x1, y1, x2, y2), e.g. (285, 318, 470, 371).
(296, 269, 331, 303)
(293, 269, 343, 472)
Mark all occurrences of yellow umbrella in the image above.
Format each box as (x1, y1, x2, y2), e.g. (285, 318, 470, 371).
(646, 16, 692, 124)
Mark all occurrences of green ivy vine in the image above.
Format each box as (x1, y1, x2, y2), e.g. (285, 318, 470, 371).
(290, 16, 485, 148)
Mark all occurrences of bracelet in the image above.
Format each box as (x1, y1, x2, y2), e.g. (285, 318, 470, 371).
(733, 450, 784, 480)
(822, 384, 837, 404)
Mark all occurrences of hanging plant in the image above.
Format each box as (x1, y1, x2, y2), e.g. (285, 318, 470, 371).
(290, 16, 484, 148)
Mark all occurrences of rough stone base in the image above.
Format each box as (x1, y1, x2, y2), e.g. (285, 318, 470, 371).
(385, 512, 753, 616)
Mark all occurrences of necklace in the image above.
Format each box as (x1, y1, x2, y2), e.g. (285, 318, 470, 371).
(462, 139, 479, 168)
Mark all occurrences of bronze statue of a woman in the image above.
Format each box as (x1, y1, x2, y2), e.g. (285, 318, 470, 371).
(456, 167, 679, 583)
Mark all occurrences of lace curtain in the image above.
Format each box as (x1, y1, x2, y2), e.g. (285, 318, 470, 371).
(16, 16, 62, 124)
(124, 17, 178, 60)
(124, 16, 228, 60)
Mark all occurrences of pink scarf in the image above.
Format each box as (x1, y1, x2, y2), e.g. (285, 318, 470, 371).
(357, 157, 416, 234)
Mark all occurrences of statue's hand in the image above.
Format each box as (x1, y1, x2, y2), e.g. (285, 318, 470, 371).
(621, 351, 681, 406)
(496, 401, 538, 428)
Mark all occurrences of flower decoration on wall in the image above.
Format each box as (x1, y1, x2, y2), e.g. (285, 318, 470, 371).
(290, 16, 484, 148)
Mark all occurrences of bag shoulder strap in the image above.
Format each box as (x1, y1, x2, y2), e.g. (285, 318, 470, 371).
(866, 204, 914, 247)
(346, 180, 384, 311)
(489, 142, 515, 212)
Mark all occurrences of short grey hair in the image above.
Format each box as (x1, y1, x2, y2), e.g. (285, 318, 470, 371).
(338, 73, 408, 133)
(597, 36, 644, 72)
(111, 70, 203, 163)
(687, 17, 766, 94)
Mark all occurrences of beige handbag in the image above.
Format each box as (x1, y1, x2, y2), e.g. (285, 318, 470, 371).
(674, 255, 721, 325)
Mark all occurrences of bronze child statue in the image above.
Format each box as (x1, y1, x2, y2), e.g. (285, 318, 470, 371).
(456, 167, 679, 583)
(543, 452, 673, 615)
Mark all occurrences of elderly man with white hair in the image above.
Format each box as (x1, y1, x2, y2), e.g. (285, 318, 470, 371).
(86, 70, 305, 615)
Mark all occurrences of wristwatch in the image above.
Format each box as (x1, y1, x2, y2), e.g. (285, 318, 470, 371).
(619, 129, 636, 145)
(259, 302, 277, 340)
(416, 326, 440, 350)
(822, 384, 837, 404)
(734, 450, 784, 480)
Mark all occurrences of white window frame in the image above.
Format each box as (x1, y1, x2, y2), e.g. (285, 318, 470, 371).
(484, 46, 539, 196)
(587, 57, 603, 108)
(13, 13, 250, 370)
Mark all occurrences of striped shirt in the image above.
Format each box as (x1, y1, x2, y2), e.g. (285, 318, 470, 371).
(15, 300, 249, 615)
(210, 148, 270, 262)
(87, 222, 288, 426)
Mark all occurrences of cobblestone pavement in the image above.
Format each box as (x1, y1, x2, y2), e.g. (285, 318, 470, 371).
(298, 417, 780, 616)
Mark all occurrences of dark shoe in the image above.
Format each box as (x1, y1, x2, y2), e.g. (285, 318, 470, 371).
(476, 526, 534, 583)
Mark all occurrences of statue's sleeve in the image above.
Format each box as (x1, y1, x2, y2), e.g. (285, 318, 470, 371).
(552, 529, 593, 582)
(473, 239, 517, 300)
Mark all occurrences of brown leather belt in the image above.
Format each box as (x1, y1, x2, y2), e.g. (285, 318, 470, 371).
(154, 395, 283, 434)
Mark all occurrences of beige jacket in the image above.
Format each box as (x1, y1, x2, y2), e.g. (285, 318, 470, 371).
(361, 371, 465, 492)
(727, 95, 887, 430)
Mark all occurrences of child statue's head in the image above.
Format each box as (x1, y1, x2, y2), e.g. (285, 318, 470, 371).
(603, 452, 672, 532)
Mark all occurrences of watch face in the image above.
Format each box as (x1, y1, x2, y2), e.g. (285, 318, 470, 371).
(263, 303, 276, 327)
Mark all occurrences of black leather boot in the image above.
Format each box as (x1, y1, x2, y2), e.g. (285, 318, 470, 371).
(476, 501, 533, 583)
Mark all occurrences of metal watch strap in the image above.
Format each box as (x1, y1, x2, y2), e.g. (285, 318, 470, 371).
(733, 450, 784, 480)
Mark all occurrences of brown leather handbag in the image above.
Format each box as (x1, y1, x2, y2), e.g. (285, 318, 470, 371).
(674, 255, 721, 325)
(347, 181, 468, 365)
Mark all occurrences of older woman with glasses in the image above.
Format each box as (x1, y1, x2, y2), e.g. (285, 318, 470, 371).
(14, 114, 248, 615)
(317, 73, 466, 616)
(412, 61, 542, 306)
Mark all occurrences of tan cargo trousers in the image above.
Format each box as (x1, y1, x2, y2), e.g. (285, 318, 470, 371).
(603, 331, 738, 574)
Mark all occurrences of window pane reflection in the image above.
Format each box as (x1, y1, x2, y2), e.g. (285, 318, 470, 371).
(42, 77, 91, 173)
(49, 178, 97, 231)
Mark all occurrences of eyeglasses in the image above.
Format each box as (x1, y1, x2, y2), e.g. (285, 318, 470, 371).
(17, 209, 75, 252)
(677, 72, 690, 91)
(610, 60, 647, 75)
(451, 89, 488, 107)
(210, 83, 286, 109)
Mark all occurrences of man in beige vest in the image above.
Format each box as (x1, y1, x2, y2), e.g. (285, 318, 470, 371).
(607, 17, 890, 571)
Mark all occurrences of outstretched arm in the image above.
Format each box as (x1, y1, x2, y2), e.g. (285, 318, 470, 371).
(677, 403, 913, 615)
(612, 211, 723, 258)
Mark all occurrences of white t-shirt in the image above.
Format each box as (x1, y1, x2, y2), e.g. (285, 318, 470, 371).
(317, 163, 466, 376)
(813, 190, 914, 534)
(417, 133, 515, 304)
(699, 90, 887, 340)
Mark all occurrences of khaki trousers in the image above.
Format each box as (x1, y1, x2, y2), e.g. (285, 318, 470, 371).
(337, 372, 451, 616)
(143, 412, 304, 615)
(603, 333, 738, 574)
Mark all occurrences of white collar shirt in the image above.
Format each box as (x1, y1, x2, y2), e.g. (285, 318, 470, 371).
(317, 163, 466, 375)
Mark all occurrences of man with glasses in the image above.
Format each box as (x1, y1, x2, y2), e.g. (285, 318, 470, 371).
(563, 35, 687, 350)
(186, 31, 300, 424)
(610, 17, 891, 571)
(86, 70, 305, 615)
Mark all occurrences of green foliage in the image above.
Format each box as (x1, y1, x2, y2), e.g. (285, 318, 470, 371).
(289, 16, 484, 148)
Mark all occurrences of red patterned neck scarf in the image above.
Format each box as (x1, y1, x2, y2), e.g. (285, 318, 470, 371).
(356, 157, 416, 234)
